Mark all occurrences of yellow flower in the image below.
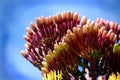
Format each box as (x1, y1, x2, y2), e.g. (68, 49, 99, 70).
(43, 70, 63, 80)
(108, 72, 120, 80)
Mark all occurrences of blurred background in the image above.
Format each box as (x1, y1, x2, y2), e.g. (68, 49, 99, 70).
(0, 0, 120, 80)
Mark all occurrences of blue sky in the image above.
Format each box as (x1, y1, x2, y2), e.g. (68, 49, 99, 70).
(0, 0, 120, 80)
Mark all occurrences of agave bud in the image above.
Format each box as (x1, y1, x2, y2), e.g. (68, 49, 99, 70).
(113, 44, 119, 54)
(81, 16, 87, 26)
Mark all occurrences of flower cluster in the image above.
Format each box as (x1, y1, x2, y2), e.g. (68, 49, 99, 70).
(21, 12, 80, 70)
(21, 12, 120, 80)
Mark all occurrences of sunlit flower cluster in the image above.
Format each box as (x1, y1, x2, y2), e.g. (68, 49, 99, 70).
(21, 12, 120, 80)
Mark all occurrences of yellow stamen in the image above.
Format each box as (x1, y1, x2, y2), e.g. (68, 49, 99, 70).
(43, 70, 63, 80)
(108, 72, 120, 80)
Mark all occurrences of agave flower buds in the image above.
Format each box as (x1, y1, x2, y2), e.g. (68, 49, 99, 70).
(21, 11, 80, 70)
(41, 43, 79, 73)
(21, 11, 120, 79)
